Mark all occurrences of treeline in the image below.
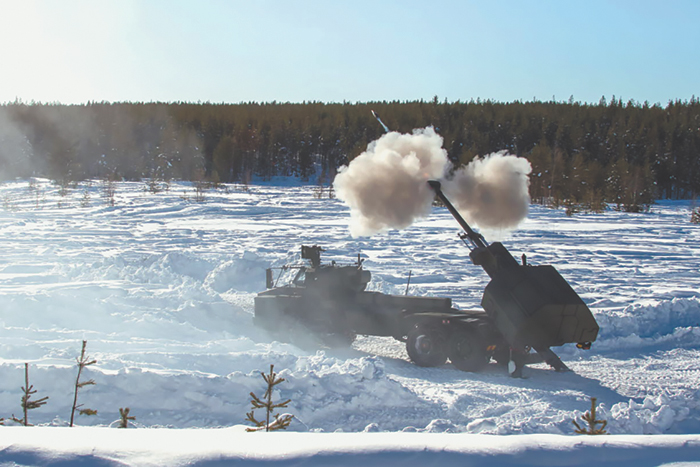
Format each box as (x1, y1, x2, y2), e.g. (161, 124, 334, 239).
(1, 97, 699, 209)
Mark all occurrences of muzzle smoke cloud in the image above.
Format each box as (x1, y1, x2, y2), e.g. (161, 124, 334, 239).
(333, 127, 449, 237)
(445, 151, 532, 231)
(333, 128, 531, 237)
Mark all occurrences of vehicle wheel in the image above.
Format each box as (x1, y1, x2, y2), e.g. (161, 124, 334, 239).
(448, 328, 489, 372)
(406, 326, 448, 367)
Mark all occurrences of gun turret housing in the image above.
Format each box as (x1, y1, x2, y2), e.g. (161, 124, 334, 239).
(428, 180, 598, 355)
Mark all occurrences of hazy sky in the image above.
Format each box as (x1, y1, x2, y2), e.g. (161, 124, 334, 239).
(0, 0, 698, 105)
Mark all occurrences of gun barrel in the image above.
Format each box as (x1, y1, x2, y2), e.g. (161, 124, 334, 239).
(427, 180, 487, 249)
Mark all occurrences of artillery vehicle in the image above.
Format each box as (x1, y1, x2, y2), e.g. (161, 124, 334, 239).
(254, 182, 599, 376)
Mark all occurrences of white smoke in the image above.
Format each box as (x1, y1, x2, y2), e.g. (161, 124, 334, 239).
(334, 127, 532, 238)
(333, 127, 449, 237)
(0, 107, 34, 180)
(444, 151, 532, 230)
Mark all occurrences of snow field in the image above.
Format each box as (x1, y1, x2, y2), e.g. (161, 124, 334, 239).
(0, 179, 699, 437)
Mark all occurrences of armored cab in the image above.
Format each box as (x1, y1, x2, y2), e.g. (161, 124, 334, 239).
(254, 245, 459, 346)
(254, 246, 370, 343)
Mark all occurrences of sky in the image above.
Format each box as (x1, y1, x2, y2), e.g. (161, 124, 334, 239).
(0, 0, 698, 106)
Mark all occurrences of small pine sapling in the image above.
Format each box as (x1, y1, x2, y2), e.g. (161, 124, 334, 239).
(691, 207, 700, 224)
(80, 188, 91, 207)
(103, 179, 116, 206)
(70, 340, 97, 427)
(194, 181, 206, 203)
(246, 364, 294, 432)
(119, 407, 135, 428)
(573, 397, 608, 435)
(14, 363, 49, 426)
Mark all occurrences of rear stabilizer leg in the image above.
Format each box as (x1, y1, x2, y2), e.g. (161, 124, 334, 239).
(534, 346, 570, 372)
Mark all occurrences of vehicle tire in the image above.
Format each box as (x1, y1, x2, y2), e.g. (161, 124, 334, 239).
(406, 326, 448, 367)
(448, 328, 489, 372)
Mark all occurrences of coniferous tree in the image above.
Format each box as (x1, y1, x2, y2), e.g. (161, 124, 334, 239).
(70, 340, 97, 427)
(118, 407, 135, 428)
(13, 363, 49, 426)
(573, 397, 607, 435)
(246, 365, 294, 432)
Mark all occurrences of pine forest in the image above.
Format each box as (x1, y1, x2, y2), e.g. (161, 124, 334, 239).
(1, 97, 699, 211)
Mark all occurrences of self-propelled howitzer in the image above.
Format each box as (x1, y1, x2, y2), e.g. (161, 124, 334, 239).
(252, 183, 599, 376)
(427, 180, 599, 371)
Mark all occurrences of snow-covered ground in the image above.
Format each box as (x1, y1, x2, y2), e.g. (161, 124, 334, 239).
(1, 178, 699, 465)
(2, 427, 700, 466)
